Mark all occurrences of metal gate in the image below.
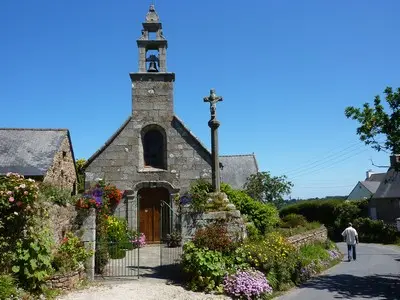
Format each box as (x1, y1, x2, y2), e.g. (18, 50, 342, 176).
(94, 195, 140, 279)
(93, 194, 182, 279)
(160, 200, 183, 268)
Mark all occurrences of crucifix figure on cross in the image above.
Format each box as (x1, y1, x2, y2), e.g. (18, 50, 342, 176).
(203, 88, 223, 192)
(203, 89, 223, 120)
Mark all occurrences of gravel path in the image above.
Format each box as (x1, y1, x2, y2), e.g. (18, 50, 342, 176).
(276, 243, 400, 300)
(57, 278, 230, 300)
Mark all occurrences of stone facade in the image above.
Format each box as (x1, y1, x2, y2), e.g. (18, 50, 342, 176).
(85, 116, 212, 193)
(43, 136, 77, 193)
(181, 207, 246, 244)
(286, 226, 328, 249)
(369, 198, 400, 224)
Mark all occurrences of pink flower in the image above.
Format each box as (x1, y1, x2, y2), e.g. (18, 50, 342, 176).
(24, 191, 28, 195)
(6, 172, 11, 177)
(20, 184, 26, 189)
(6, 191, 12, 195)
(14, 186, 19, 190)
(9, 197, 14, 202)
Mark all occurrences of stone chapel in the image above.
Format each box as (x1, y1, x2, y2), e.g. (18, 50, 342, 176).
(84, 5, 259, 243)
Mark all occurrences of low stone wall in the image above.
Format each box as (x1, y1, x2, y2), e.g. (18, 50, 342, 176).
(47, 203, 77, 245)
(286, 226, 328, 248)
(46, 270, 85, 290)
(181, 208, 246, 243)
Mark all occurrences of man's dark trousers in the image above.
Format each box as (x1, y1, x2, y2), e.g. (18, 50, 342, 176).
(347, 244, 356, 261)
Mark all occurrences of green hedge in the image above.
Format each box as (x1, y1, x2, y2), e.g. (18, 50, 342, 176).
(280, 199, 369, 240)
(353, 218, 398, 244)
(221, 184, 280, 234)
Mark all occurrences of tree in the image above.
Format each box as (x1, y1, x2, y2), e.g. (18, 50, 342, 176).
(76, 158, 86, 193)
(244, 171, 293, 208)
(345, 86, 400, 154)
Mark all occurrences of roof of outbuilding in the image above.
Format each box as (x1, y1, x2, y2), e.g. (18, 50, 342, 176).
(220, 154, 259, 190)
(366, 173, 386, 182)
(359, 180, 381, 194)
(0, 128, 71, 176)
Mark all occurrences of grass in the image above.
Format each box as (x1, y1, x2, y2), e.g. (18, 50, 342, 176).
(276, 221, 321, 237)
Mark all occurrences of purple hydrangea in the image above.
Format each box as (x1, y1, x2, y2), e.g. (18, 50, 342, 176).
(92, 187, 103, 205)
(223, 269, 273, 299)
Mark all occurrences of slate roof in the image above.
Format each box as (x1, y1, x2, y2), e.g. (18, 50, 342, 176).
(220, 154, 259, 190)
(366, 173, 386, 182)
(373, 168, 400, 199)
(359, 180, 381, 194)
(0, 128, 71, 176)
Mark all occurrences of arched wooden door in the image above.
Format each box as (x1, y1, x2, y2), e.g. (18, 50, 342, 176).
(138, 187, 169, 243)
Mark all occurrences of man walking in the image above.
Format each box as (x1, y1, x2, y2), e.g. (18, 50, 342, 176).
(342, 222, 359, 262)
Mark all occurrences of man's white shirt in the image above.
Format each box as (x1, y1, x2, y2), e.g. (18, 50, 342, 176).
(342, 226, 358, 245)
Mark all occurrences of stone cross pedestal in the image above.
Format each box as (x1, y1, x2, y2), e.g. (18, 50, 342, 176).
(203, 89, 223, 192)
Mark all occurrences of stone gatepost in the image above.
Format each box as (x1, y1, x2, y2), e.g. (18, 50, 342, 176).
(81, 208, 96, 280)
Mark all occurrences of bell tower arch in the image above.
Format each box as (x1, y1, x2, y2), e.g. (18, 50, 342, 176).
(130, 4, 175, 118)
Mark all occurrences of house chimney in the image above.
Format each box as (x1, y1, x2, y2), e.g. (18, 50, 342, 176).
(390, 154, 400, 168)
(366, 169, 374, 179)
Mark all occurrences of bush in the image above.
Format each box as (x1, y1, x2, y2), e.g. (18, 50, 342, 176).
(52, 232, 93, 274)
(280, 199, 369, 240)
(238, 232, 299, 291)
(245, 222, 260, 240)
(353, 217, 398, 244)
(223, 269, 273, 299)
(182, 242, 228, 292)
(38, 183, 76, 206)
(193, 222, 236, 253)
(188, 179, 213, 211)
(281, 214, 307, 228)
(0, 274, 20, 300)
(0, 173, 55, 293)
(166, 231, 182, 248)
(222, 184, 280, 234)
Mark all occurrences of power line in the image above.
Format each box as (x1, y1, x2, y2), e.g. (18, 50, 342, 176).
(286, 145, 367, 177)
(288, 148, 369, 180)
(296, 185, 354, 189)
(281, 141, 363, 175)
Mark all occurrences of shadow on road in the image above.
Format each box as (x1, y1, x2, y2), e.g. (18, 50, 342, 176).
(302, 274, 400, 299)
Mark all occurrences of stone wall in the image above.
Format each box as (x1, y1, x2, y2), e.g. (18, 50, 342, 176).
(47, 203, 77, 245)
(44, 136, 77, 193)
(47, 204, 96, 280)
(46, 270, 85, 290)
(286, 226, 328, 249)
(181, 207, 246, 244)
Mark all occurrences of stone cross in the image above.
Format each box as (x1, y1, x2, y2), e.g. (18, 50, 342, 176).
(203, 89, 223, 192)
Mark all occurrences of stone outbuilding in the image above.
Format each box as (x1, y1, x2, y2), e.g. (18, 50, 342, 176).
(0, 128, 78, 194)
(83, 5, 259, 243)
(370, 155, 400, 224)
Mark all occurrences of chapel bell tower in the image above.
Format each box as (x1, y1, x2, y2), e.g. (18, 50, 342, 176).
(130, 5, 175, 117)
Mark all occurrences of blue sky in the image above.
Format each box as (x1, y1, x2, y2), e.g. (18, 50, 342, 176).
(1, 1, 399, 199)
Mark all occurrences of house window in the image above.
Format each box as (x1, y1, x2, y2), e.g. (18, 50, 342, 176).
(143, 129, 165, 169)
(62, 151, 67, 159)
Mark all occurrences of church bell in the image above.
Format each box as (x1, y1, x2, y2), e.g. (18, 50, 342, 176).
(148, 61, 158, 72)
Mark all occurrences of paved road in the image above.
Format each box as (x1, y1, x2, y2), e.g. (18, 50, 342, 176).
(276, 243, 400, 300)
